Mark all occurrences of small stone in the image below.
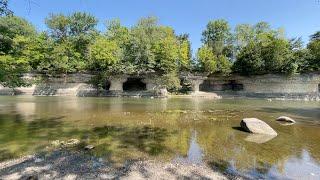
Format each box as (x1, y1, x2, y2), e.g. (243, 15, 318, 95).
(34, 158, 43, 163)
(84, 145, 95, 150)
(276, 116, 296, 124)
(65, 139, 80, 147)
(51, 140, 63, 147)
(21, 175, 38, 180)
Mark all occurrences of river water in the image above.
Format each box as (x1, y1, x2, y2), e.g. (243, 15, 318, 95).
(0, 96, 319, 179)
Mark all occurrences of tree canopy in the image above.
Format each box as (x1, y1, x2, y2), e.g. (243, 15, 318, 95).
(0, 0, 12, 16)
(0, 11, 319, 89)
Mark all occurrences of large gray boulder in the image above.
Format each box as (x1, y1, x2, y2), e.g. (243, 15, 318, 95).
(240, 118, 278, 136)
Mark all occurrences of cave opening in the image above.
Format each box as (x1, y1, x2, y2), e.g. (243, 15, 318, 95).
(222, 80, 244, 91)
(199, 80, 214, 92)
(123, 78, 147, 91)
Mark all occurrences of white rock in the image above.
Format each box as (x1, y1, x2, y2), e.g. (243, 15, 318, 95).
(240, 118, 277, 136)
(276, 116, 296, 123)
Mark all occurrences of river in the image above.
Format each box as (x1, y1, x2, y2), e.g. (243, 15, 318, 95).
(0, 96, 319, 179)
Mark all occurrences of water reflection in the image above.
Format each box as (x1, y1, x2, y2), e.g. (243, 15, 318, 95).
(174, 130, 203, 164)
(236, 150, 320, 179)
(0, 97, 320, 179)
(244, 134, 277, 144)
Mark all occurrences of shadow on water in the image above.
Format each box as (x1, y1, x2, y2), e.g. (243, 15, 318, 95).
(91, 125, 170, 156)
(232, 126, 246, 132)
(0, 110, 174, 162)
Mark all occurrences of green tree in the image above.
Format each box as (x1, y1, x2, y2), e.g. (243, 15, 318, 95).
(196, 46, 217, 74)
(0, 35, 31, 87)
(68, 12, 98, 59)
(0, 55, 30, 87)
(45, 13, 70, 41)
(105, 19, 130, 46)
(200, 19, 233, 74)
(0, 16, 35, 87)
(233, 34, 294, 75)
(0, 0, 12, 16)
(201, 19, 233, 56)
(126, 16, 159, 74)
(177, 34, 192, 71)
(89, 36, 121, 71)
(153, 27, 179, 74)
(235, 24, 254, 49)
(44, 12, 98, 73)
(0, 15, 36, 54)
(301, 33, 320, 72)
(310, 31, 320, 41)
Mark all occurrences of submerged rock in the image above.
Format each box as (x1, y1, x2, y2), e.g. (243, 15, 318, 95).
(51, 139, 80, 148)
(84, 145, 95, 150)
(276, 116, 296, 124)
(240, 118, 277, 136)
(65, 139, 80, 147)
(51, 140, 63, 147)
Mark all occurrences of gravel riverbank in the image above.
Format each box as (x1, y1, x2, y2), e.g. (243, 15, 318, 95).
(0, 150, 240, 180)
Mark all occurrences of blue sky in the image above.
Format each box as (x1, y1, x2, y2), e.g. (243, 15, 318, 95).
(9, 0, 320, 51)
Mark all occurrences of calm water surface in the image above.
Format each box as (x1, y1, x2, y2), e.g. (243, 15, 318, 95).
(0, 96, 320, 179)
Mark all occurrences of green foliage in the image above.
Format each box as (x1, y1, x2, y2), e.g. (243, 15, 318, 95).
(105, 19, 130, 45)
(304, 37, 320, 72)
(177, 34, 192, 71)
(0, 0, 12, 16)
(233, 34, 295, 75)
(89, 36, 121, 70)
(2, 12, 320, 88)
(43, 12, 99, 73)
(0, 15, 35, 87)
(0, 16, 36, 54)
(0, 55, 30, 88)
(216, 55, 232, 74)
(125, 16, 159, 73)
(153, 72, 181, 91)
(231, 22, 305, 75)
(152, 28, 179, 74)
(198, 19, 233, 75)
(310, 31, 320, 41)
(201, 19, 232, 56)
(45, 14, 70, 41)
(196, 46, 217, 74)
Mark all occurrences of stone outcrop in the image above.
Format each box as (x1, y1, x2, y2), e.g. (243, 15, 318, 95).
(1, 73, 319, 99)
(240, 118, 277, 136)
(109, 76, 128, 92)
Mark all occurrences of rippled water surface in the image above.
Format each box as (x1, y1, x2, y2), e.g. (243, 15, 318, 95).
(0, 96, 319, 179)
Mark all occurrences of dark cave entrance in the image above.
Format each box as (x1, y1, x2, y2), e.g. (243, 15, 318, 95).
(222, 80, 244, 91)
(123, 78, 147, 91)
(199, 80, 214, 92)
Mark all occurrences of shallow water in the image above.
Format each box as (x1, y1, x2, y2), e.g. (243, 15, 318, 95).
(0, 96, 319, 179)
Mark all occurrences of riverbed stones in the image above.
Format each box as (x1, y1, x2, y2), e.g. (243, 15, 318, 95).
(240, 118, 278, 136)
(65, 139, 80, 147)
(276, 116, 296, 124)
(51, 139, 80, 148)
